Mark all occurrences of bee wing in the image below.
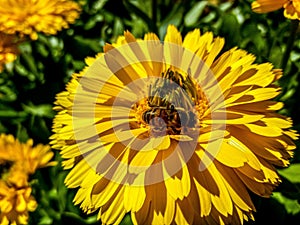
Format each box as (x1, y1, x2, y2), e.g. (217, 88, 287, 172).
(169, 134, 193, 141)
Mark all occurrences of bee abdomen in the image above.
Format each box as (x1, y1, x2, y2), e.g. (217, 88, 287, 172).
(142, 104, 197, 135)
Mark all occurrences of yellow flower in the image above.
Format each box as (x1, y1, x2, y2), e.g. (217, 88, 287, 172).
(0, 134, 55, 187)
(0, 0, 81, 40)
(0, 32, 19, 72)
(0, 134, 55, 224)
(0, 181, 37, 225)
(51, 25, 298, 224)
(252, 0, 300, 20)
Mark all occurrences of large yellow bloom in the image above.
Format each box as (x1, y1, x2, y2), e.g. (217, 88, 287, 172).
(0, 134, 55, 224)
(252, 0, 300, 20)
(51, 25, 298, 224)
(0, 0, 81, 40)
(0, 33, 19, 72)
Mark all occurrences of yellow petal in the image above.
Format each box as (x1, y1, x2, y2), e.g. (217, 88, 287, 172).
(193, 177, 212, 216)
(203, 112, 264, 125)
(198, 128, 229, 143)
(164, 157, 191, 200)
(234, 64, 276, 88)
(244, 123, 284, 137)
(16, 193, 26, 212)
(182, 29, 201, 52)
(216, 162, 255, 212)
(227, 136, 262, 171)
(236, 171, 274, 197)
(226, 87, 281, 108)
(124, 186, 146, 212)
(174, 203, 189, 225)
(99, 186, 126, 225)
(164, 25, 183, 69)
(152, 211, 165, 225)
(65, 160, 92, 188)
(128, 149, 158, 174)
(164, 25, 182, 45)
(152, 135, 171, 150)
(214, 140, 247, 168)
(92, 178, 121, 208)
(100, 128, 148, 143)
(252, 0, 285, 13)
(207, 164, 233, 217)
(164, 193, 175, 225)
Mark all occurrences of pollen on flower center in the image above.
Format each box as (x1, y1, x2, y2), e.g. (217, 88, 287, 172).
(133, 68, 208, 136)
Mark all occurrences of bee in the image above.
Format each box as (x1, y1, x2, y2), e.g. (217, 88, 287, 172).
(161, 68, 184, 86)
(142, 68, 198, 136)
(142, 103, 197, 135)
(147, 70, 196, 109)
(161, 68, 198, 102)
(142, 97, 197, 136)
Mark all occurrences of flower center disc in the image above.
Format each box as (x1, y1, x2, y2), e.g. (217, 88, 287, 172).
(133, 68, 206, 137)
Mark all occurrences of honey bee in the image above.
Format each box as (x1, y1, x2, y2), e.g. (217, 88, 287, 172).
(142, 104, 197, 135)
(161, 68, 198, 102)
(142, 68, 198, 135)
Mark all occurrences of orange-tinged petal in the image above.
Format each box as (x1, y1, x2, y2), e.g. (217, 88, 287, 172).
(252, 0, 286, 13)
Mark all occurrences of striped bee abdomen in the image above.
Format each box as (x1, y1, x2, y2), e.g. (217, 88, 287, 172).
(141, 68, 198, 135)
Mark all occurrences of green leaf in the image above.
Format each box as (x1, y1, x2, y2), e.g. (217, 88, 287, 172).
(123, 0, 154, 31)
(37, 216, 53, 225)
(272, 192, 300, 215)
(159, 3, 184, 38)
(184, 1, 207, 27)
(113, 17, 125, 38)
(22, 103, 54, 118)
(91, 0, 108, 12)
(73, 35, 102, 54)
(0, 85, 17, 102)
(120, 214, 133, 225)
(0, 110, 27, 118)
(56, 173, 68, 212)
(61, 212, 97, 225)
(84, 14, 104, 30)
(278, 164, 300, 183)
(16, 124, 29, 142)
(22, 51, 45, 82)
(219, 13, 241, 47)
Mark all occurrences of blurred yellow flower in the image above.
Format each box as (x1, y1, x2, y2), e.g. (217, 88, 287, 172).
(0, 0, 81, 40)
(0, 182, 37, 225)
(0, 134, 55, 224)
(0, 33, 19, 72)
(51, 25, 297, 224)
(252, 0, 300, 20)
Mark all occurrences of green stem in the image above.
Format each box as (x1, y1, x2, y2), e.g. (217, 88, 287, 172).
(281, 20, 299, 71)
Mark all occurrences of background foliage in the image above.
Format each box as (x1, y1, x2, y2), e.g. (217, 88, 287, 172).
(1, 0, 300, 224)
